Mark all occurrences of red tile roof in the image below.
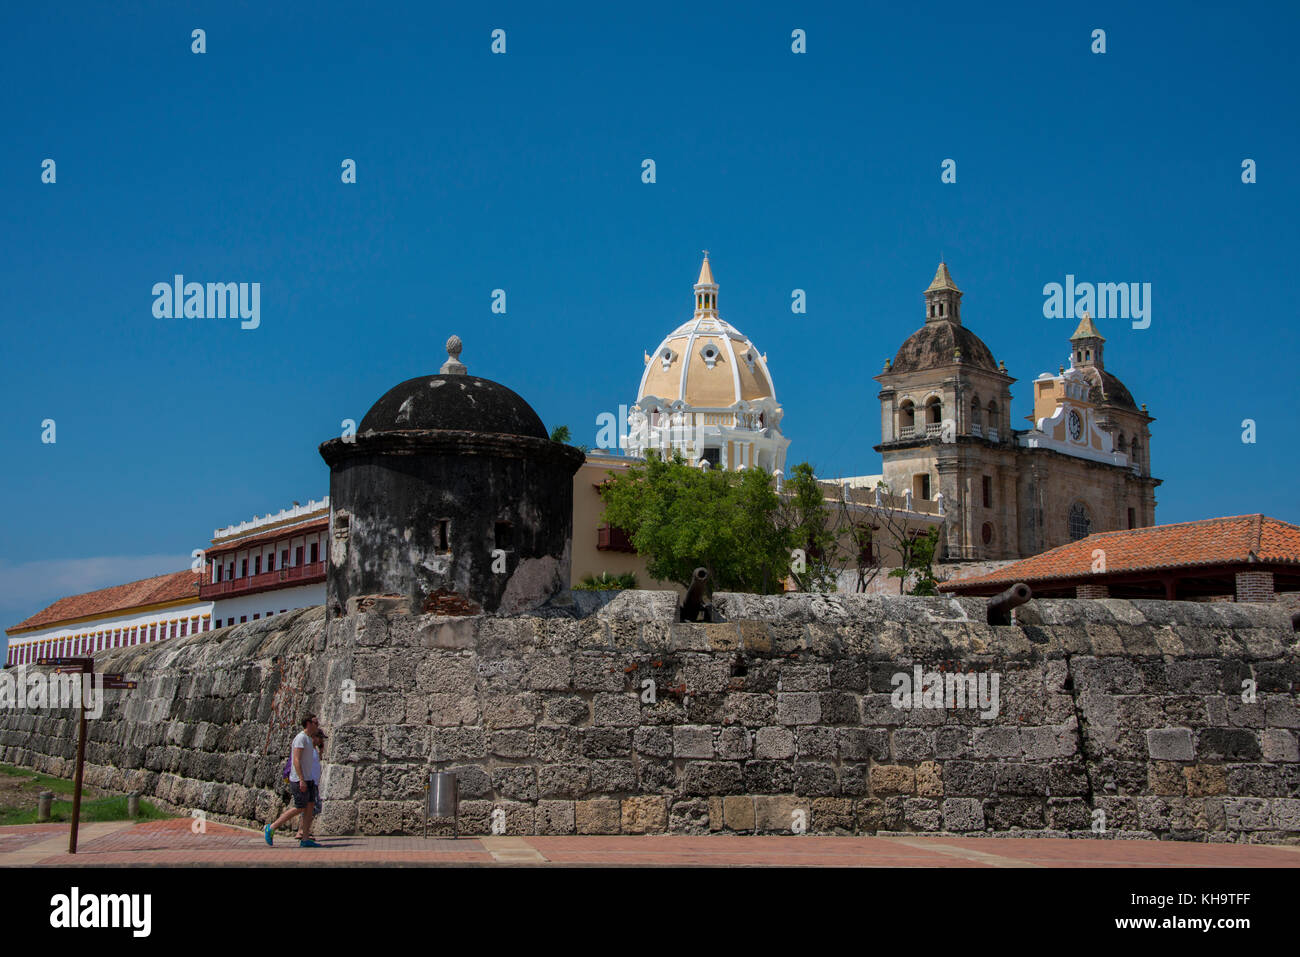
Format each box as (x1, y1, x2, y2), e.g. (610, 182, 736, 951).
(7, 568, 201, 634)
(208, 516, 329, 556)
(941, 514, 1300, 592)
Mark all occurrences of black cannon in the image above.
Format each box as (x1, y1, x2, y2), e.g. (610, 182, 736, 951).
(680, 567, 725, 623)
(987, 582, 1032, 626)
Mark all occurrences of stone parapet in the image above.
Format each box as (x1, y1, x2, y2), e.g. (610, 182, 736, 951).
(0, 594, 1296, 843)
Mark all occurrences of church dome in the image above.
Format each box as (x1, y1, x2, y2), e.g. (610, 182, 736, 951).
(1076, 366, 1137, 410)
(891, 320, 999, 374)
(637, 254, 777, 408)
(357, 337, 547, 438)
(889, 263, 999, 375)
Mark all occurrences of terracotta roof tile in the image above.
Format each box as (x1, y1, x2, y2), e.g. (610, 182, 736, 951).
(940, 514, 1300, 592)
(7, 568, 201, 634)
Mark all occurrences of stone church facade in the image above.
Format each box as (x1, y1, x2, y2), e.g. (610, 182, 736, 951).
(875, 264, 1160, 561)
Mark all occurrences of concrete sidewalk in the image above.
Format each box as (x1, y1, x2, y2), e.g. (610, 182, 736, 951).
(3, 819, 1299, 867)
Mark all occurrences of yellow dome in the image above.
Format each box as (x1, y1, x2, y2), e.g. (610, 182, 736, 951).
(637, 255, 776, 408)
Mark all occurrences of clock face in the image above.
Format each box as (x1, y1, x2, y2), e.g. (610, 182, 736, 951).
(1068, 410, 1083, 440)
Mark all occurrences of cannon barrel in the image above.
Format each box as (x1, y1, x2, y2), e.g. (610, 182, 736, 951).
(1291, 609, 1300, 633)
(987, 582, 1032, 626)
(680, 567, 710, 623)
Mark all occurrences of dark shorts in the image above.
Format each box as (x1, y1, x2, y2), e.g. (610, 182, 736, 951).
(290, 780, 319, 809)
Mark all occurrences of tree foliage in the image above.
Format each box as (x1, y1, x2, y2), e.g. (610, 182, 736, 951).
(888, 525, 944, 595)
(779, 463, 839, 592)
(599, 451, 791, 592)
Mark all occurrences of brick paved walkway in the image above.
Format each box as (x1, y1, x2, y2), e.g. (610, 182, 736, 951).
(2, 819, 1298, 867)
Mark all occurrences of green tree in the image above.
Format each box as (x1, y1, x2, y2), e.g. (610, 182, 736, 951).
(779, 462, 839, 592)
(549, 424, 590, 454)
(888, 526, 945, 595)
(598, 451, 792, 593)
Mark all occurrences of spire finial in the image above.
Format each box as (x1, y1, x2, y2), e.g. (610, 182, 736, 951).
(695, 252, 717, 294)
(441, 334, 467, 375)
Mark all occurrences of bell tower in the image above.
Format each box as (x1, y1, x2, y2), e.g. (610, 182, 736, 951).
(1069, 311, 1105, 369)
(923, 262, 962, 324)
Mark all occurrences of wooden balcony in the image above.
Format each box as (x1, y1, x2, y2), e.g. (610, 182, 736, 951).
(200, 561, 326, 600)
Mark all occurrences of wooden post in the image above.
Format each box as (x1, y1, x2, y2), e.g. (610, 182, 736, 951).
(69, 690, 87, 854)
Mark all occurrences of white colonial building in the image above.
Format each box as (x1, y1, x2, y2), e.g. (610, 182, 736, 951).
(202, 498, 329, 628)
(626, 254, 790, 474)
(5, 569, 211, 667)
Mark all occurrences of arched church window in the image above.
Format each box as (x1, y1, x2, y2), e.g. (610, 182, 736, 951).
(925, 397, 942, 425)
(1068, 502, 1092, 541)
(987, 400, 998, 429)
(898, 400, 915, 429)
(970, 397, 981, 426)
(1117, 433, 1127, 451)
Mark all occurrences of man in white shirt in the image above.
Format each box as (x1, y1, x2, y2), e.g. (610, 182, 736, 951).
(264, 714, 322, 848)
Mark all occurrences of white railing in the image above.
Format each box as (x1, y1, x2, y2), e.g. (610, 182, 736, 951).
(925, 422, 943, 437)
(986, 428, 999, 443)
(213, 497, 330, 539)
(898, 425, 916, 439)
(970, 423, 982, 437)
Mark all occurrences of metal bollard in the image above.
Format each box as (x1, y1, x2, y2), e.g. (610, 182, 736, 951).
(37, 791, 53, 822)
(127, 792, 140, 818)
(424, 771, 458, 839)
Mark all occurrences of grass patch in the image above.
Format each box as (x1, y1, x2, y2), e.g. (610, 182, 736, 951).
(0, 764, 81, 796)
(0, 794, 169, 826)
(0, 762, 172, 825)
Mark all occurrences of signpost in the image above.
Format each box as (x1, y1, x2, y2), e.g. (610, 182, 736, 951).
(34, 658, 135, 854)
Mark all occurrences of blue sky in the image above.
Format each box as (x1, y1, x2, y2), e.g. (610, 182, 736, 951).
(1, 1, 1297, 626)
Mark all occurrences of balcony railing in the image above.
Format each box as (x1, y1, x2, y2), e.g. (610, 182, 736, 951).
(986, 428, 999, 443)
(970, 423, 982, 437)
(925, 422, 943, 437)
(898, 425, 916, 439)
(200, 560, 326, 599)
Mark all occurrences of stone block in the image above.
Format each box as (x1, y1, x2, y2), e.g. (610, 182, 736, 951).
(717, 726, 753, 760)
(869, 764, 915, 795)
(575, 799, 621, 835)
(542, 696, 589, 726)
(812, 797, 854, 831)
(916, 761, 943, 798)
(536, 800, 575, 834)
(754, 727, 795, 760)
(1145, 727, 1194, 761)
(673, 725, 714, 759)
(754, 795, 807, 833)
(722, 795, 755, 832)
(592, 693, 641, 727)
(621, 796, 668, 833)
(942, 797, 984, 832)
(1262, 729, 1299, 762)
(775, 693, 821, 726)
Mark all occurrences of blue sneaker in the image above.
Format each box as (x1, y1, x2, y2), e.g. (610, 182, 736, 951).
(264, 825, 274, 846)
(299, 838, 321, 848)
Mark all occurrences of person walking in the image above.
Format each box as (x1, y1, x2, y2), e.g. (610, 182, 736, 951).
(265, 714, 322, 848)
(296, 728, 326, 840)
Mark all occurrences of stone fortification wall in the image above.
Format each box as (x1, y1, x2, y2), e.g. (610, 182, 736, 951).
(0, 594, 1296, 843)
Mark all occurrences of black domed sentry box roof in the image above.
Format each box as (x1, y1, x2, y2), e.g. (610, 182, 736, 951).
(358, 374, 547, 438)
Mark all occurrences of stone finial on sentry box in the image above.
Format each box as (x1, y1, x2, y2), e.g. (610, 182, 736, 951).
(441, 335, 467, 375)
